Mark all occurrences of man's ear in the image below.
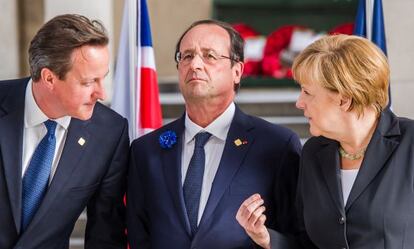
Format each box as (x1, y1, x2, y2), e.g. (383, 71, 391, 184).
(233, 61, 244, 84)
(39, 68, 57, 90)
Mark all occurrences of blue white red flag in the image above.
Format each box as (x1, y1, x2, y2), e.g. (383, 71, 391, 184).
(354, 0, 391, 106)
(112, 0, 162, 139)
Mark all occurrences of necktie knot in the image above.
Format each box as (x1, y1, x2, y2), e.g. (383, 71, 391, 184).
(194, 132, 211, 148)
(44, 120, 57, 137)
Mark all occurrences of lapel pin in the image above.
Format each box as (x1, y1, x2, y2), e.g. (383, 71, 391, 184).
(78, 137, 86, 146)
(234, 139, 242, 146)
(234, 138, 248, 147)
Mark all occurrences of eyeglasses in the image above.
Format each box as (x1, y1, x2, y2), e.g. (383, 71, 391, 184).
(175, 50, 238, 66)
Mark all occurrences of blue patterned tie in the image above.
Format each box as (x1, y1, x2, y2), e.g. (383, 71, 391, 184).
(183, 132, 211, 235)
(21, 120, 57, 231)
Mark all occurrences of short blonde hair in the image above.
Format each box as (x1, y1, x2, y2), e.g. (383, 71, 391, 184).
(292, 34, 389, 116)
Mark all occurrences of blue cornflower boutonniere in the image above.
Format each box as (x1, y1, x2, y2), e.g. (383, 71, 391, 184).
(159, 130, 177, 149)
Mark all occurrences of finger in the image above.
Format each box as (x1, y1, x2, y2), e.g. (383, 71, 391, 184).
(254, 214, 267, 229)
(238, 198, 264, 224)
(237, 194, 262, 226)
(237, 194, 261, 219)
(245, 198, 264, 217)
(243, 193, 262, 207)
(246, 214, 267, 240)
(247, 205, 266, 230)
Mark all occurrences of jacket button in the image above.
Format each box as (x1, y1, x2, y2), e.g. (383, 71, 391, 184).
(339, 216, 346, 224)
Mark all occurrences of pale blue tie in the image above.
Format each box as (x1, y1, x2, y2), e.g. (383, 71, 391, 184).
(21, 120, 57, 231)
(183, 132, 211, 236)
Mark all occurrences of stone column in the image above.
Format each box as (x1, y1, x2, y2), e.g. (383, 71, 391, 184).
(0, 0, 20, 79)
(384, 0, 414, 118)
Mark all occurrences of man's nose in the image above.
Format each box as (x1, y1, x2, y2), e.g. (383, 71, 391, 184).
(189, 53, 204, 70)
(94, 81, 106, 101)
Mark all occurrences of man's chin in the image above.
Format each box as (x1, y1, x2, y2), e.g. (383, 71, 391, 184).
(72, 111, 93, 121)
(184, 86, 211, 98)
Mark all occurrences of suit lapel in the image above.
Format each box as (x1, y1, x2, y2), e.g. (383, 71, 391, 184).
(161, 117, 192, 235)
(0, 80, 27, 232)
(196, 107, 254, 234)
(316, 140, 345, 214)
(345, 110, 400, 211)
(24, 118, 91, 231)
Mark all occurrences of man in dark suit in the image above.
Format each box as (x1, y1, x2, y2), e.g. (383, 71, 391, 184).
(0, 14, 128, 248)
(127, 19, 301, 249)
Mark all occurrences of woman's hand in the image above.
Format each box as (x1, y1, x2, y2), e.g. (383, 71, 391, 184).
(236, 194, 271, 249)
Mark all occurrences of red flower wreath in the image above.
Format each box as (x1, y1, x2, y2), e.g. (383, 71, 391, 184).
(262, 25, 308, 79)
(232, 23, 264, 76)
(329, 22, 354, 35)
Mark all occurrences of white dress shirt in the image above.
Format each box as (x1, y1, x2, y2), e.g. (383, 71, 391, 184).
(22, 80, 71, 184)
(340, 168, 359, 205)
(182, 102, 235, 225)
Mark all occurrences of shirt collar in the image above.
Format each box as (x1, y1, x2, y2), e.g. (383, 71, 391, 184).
(24, 79, 71, 130)
(184, 102, 235, 143)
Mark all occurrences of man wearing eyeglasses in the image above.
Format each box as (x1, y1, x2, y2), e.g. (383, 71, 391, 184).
(127, 19, 301, 249)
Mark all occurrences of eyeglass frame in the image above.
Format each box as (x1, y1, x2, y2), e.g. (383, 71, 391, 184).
(175, 49, 240, 66)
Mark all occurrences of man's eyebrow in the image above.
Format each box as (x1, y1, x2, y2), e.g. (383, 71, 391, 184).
(79, 70, 110, 81)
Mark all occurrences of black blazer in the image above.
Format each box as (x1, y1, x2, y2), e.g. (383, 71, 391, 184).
(0, 78, 129, 249)
(127, 106, 302, 249)
(270, 109, 414, 249)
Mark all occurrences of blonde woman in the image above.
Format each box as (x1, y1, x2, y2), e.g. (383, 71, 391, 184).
(237, 34, 414, 249)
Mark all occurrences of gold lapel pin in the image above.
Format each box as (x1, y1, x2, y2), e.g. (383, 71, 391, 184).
(234, 139, 242, 146)
(234, 138, 248, 147)
(78, 137, 86, 146)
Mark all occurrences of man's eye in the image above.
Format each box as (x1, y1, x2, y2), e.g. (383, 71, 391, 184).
(206, 52, 217, 60)
(82, 81, 94, 86)
(182, 53, 194, 60)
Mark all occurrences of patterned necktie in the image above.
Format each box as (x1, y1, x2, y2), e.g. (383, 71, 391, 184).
(21, 120, 57, 231)
(183, 132, 211, 236)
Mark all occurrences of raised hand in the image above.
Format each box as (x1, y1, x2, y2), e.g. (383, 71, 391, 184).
(236, 194, 270, 249)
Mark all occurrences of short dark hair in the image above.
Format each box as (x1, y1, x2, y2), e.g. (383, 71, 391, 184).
(29, 14, 109, 81)
(174, 19, 244, 67)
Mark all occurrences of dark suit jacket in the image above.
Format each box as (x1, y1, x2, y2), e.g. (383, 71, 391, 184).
(269, 109, 414, 249)
(0, 78, 129, 249)
(127, 106, 301, 249)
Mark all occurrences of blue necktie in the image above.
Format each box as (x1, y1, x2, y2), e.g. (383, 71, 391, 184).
(183, 132, 211, 235)
(21, 120, 57, 231)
